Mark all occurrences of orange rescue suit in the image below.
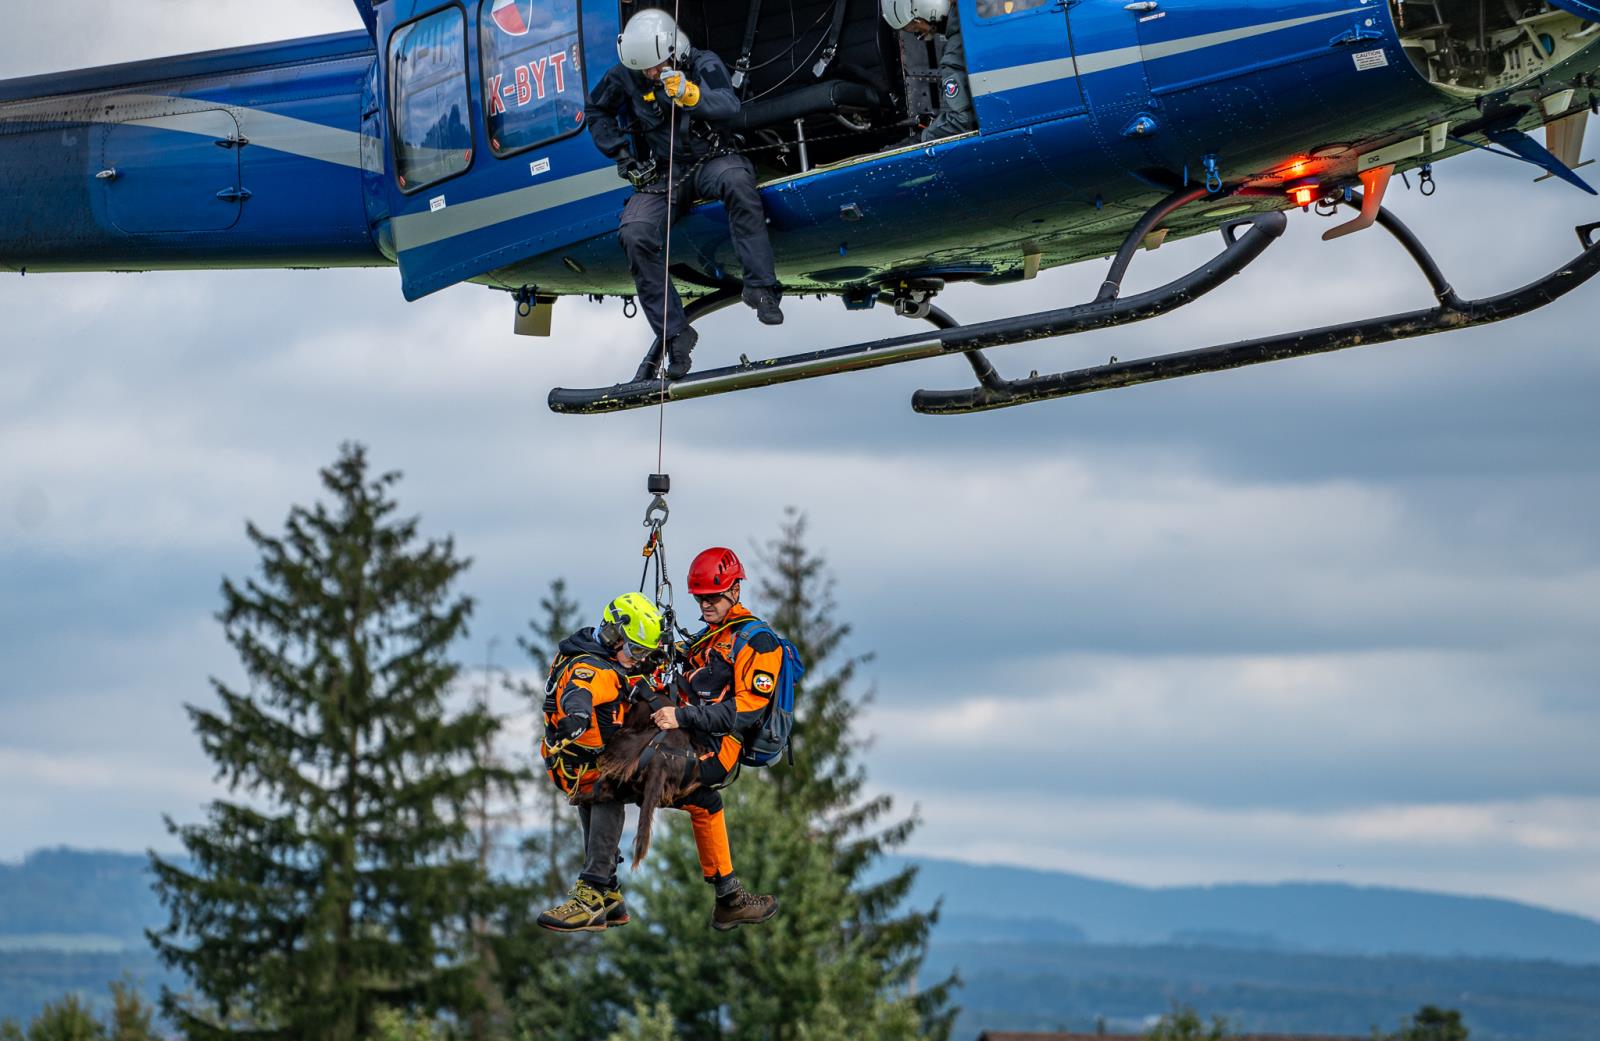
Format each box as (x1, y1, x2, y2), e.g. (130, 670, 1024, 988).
(541, 642, 634, 796)
(677, 604, 786, 780)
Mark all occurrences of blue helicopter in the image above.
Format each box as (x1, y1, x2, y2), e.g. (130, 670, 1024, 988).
(3, 0, 1599, 415)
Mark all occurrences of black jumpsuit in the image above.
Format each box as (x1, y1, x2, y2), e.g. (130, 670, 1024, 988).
(584, 50, 779, 344)
(920, 5, 975, 142)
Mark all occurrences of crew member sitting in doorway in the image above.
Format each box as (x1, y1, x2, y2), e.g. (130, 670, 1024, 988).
(585, 9, 784, 383)
(882, 0, 974, 144)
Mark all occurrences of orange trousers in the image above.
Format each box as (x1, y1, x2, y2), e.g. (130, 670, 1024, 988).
(674, 787, 733, 880)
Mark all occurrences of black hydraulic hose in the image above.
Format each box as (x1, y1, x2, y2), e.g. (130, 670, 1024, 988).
(1097, 185, 1210, 303)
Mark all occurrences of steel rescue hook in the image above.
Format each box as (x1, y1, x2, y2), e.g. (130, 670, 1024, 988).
(639, 473, 681, 668)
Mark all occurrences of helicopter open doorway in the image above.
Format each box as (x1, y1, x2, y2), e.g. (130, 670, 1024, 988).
(1391, 0, 1598, 97)
(618, 0, 972, 178)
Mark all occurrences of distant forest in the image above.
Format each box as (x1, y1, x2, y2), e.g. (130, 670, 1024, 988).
(5, 446, 1599, 1041)
(6, 936, 1600, 1041)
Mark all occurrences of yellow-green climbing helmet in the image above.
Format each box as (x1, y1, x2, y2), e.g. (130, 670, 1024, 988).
(600, 592, 664, 654)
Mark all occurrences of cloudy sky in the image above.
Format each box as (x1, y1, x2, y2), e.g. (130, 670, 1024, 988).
(4, 2, 1599, 924)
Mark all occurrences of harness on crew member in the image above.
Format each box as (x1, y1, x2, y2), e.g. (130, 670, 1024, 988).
(688, 615, 806, 768)
(623, 41, 741, 197)
(541, 482, 682, 789)
(541, 651, 625, 794)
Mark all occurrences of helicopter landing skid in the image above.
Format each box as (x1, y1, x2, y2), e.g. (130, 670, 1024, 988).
(547, 186, 1286, 415)
(915, 205, 1600, 415)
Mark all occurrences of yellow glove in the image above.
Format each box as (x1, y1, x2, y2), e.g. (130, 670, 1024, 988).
(662, 71, 700, 108)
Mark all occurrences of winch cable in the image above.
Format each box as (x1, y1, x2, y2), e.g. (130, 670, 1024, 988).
(653, 0, 685, 473)
(646, 0, 683, 670)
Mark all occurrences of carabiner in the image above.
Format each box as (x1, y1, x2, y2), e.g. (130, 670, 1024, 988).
(643, 494, 669, 532)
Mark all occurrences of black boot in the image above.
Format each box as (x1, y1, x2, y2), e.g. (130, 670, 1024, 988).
(664, 326, 699, 380)
(742, 285, 784, 326)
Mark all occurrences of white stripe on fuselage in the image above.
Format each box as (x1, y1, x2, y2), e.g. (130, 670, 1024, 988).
(971, 7, 1366, 96)
(385, 6, 1378, 252)
(0, 7, 1375, 253)
(0, 92, 372, 170)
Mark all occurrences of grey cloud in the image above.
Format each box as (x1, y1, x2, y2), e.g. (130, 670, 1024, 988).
(4, 2, 1600, 918)
(0, 2, 361, 82)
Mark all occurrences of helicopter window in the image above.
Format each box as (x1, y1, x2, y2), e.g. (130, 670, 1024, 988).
(480, 0, 588, 156)
(390, 7, 475, 193)
(975, 0, 1051, 18)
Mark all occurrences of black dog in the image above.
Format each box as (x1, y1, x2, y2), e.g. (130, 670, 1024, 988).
(575, 688, 705, 868)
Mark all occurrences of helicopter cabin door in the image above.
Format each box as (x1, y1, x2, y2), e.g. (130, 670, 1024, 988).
(379, 0, 629, 301)
(963, 0, 1086, 131)
(1130, 0, 1369, 161)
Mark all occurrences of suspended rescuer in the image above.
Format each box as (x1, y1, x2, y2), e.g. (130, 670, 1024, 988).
(882, 0, 974, 143)
(536, 591, 777, 932)
(651, 546, 796, 928)
(585, 9, 784, 383)
(536, 592, 661, 932)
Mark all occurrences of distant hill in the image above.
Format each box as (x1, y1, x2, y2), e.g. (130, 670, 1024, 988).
(10, 847, 1597, 965)
(0, 848, 163, 950)
(7, 847, 1600, 1037)
(889, 855, 1600, 964)
(927, 938, 1600, 1041)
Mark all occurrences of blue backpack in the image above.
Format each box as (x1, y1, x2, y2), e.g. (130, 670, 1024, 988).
(729, 620, 805, 767)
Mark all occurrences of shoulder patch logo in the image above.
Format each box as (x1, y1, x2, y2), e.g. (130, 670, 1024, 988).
(944, 78, 962, 98)
(753, 671, 776, 694)
(573, 667, 596, 681)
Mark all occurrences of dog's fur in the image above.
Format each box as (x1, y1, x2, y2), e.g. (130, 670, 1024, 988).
(575, 689, 705, 868)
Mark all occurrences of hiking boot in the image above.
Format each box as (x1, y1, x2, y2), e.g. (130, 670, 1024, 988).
(537, 881, 608, 933)
(743, 285, 784, 326)
(664, 327, 699, 380)
(603, 887, 630, 928)
(712, 883, 778, 931)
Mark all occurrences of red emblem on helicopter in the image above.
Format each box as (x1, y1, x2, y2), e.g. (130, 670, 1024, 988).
(491, 0, 533, 36)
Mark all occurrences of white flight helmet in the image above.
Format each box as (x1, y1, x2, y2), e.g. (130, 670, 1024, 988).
(617, 9, 691, 70)
(880, 0, 951, 30)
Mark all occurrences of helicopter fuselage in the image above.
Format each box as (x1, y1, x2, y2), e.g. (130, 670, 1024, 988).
(2, 0, 1597, 312)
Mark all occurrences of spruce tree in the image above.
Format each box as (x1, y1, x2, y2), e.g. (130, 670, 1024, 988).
(107, 981, 157, 1041)
(604, 510, 956, 1041)
(17, 994, 103, 1041)
(756, 510, 956, 1039)
(148, 443, 513, 1041)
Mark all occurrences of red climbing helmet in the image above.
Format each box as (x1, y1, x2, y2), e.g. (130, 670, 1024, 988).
(687, 547, 745, 595)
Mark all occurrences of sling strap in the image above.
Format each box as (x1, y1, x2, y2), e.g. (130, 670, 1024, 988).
(731, 0, 766, 92)
(813, 0, 851, 78)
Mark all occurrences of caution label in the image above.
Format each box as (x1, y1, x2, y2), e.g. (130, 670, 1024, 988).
(1353, 49, 1389, 72)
